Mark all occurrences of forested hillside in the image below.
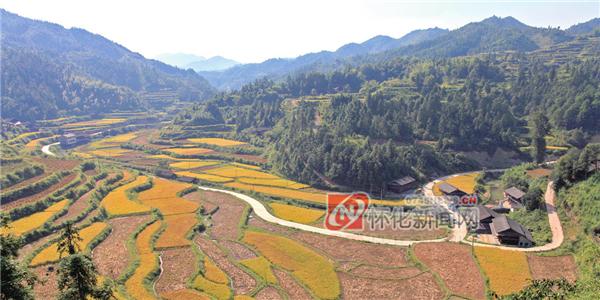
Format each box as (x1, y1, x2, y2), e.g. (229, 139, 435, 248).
(0, 9, 215, 120)
(176, 49, 600, 190)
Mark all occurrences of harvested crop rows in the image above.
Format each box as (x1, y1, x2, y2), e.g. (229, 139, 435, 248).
(414, 242, 486, 299)
(92, 215, 150, 279)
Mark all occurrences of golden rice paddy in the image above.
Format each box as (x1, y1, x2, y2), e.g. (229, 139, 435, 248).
(240, 256, 277, 284)
(204, 165, 277, 179)
(100, 175, 151, 216)
(126, 221, 162, 299)
(154, 213, 198, 249)
(169, 160, 221, 170)
(30, 222, 108, 266)
(62, 118, 126, 128)
(474, 247, 532, 296)
(243, 230, 340, 299)
(88, 148, 131, 157)
(174, 171, 233, 183)
(166, 147, 213, 156)
(187, 138, 247, 147)
(137, 178, 199, 215)
(237, 177, 309, 189)
(2, 199, 69, 235)
(268, 203, 324, 224)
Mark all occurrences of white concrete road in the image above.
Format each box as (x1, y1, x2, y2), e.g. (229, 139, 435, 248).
(41, 142, 60, 156)
(203, 168, 564, 252)
(197, 186, 448, 246)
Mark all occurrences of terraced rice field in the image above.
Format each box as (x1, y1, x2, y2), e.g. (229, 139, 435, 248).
(243, 230, 340, 299)
(88, 148, 131, 157)
(433, 172, 480, 195)
(89, 132, 137, 149)
(268, 203, 324, 224)
(192, 274, 232, 300)
(30, 222, 108, 266)
(237, 177, 309, 189)
(100, 175, 151, 216)
(137, 178, 199, 215)
(204, 257, 229, 284)
(92, 215, 150, 279)
(175, 171, 233, 183)
(169, 160, 221, 170)
(474, 247, 532, 296)
(125, 221, 162, 299)
(166, 147, 213, 155)
(2, 199, 69, 235)
(204, 165, 278, 179)
(61, 118, 126, 128)
(414, 243, 486, 299)
(240, 256, 277, 284)
(24, 135, 58, 150)
(226, 182, 325, 204)
(231, 162, 262, 170)
(155, 213, 198, 249)
(187, 137, 247, 147)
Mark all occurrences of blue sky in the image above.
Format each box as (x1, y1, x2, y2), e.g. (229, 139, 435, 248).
(1, 0, 598, 63)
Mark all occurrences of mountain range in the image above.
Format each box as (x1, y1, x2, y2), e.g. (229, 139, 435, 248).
(156, 53, 240, 72)
(0, 9, 215, 120)
(201, 16, 600, 90)
(1, 8, 599, 120)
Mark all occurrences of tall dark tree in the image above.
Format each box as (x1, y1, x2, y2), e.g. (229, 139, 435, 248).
(530, 111, 550, 163)
(0, 214, 36, 300)
(55, 222, 113, 300)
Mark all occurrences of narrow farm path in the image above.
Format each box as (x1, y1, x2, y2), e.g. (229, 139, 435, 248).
(196, 186, 447, 246)
(41, 142, 60, 156)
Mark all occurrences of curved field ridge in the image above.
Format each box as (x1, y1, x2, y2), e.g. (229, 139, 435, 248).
(243, 230, 340, 300)
(125, 221, 162, 299)
(3, 199, 69, 235)
(30, 222, 108, 266)
(100, 175, 151, 216)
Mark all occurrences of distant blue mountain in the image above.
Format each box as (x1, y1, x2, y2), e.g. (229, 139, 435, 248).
(156, 54, 240, 71)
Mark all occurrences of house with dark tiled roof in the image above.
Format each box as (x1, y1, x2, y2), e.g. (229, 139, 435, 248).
(490, 215, 534, 247)
(475, 205, 534, 247)
(387, 176, 417, 194)
(438, 182, 467, 197)
(503, 186, 526, 210)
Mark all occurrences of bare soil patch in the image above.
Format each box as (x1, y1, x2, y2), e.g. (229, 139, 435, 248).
(155, 247, 198, 294)
(92, 215, 150, 279)
(220, 240, 256, 260)
(52, 189, 93, 225)
(255, 286, 283, 300)
(3, 173, 78, 210)
(19, 232, 58, 259)
(414, 242, 486, 300)
(527, 254, 578, 282)
(31, 157, 80, 172)
(196, 190, 247, 241)
(247, 214, 291, 236)
(33, 264, 59, 299)
(348, 265, 423, 280)
(195, 236, 256, 294)
(183, 191, 219, 214)
(3, 173, 52, 193)
(292, 231, 409, 267)
(338, 272, 444, 300)
(273, 269, 312, 300)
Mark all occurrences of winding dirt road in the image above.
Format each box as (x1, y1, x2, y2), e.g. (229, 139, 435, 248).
(41, 142, 60, 156)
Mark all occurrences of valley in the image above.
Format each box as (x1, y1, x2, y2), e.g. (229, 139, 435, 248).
(1, 5, 599, 300)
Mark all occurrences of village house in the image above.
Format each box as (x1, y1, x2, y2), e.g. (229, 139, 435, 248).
(502, 186, 525, 210)
(437, 182, 467, 197)
(387, 176, 418, 194)
(475, 205, 534, 247)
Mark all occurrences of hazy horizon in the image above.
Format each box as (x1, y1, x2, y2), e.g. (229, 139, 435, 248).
(1, 0, 598, 63)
